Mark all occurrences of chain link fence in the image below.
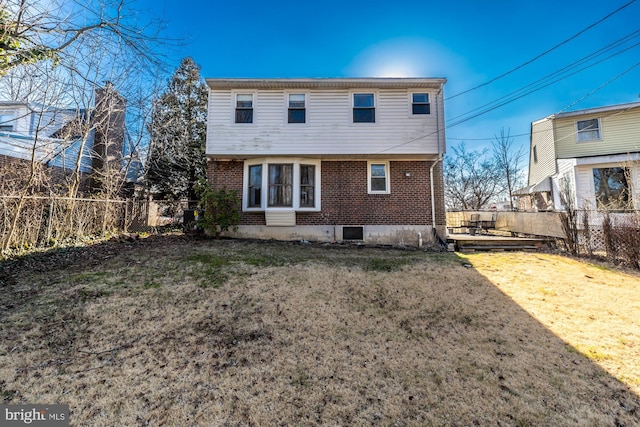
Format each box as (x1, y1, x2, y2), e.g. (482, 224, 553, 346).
(0, 196, 196, 253)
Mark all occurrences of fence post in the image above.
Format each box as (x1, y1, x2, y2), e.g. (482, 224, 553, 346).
(46, 198, 54, 243)
(123, 200, 129, 233)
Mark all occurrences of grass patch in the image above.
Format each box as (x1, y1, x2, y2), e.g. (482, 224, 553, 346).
(0, 237, 638, 426)
(143, 282, 161, 289)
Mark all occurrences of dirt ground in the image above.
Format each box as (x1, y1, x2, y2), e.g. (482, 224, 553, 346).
(1, 235, 639, 426)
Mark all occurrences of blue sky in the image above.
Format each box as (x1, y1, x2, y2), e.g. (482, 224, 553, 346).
(138, 0, 639, 155)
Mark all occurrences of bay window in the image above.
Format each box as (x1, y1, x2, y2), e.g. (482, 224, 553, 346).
(244, 159, 321, 211)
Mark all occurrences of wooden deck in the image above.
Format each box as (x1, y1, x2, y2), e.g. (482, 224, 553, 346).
(447, 232, 553, 252)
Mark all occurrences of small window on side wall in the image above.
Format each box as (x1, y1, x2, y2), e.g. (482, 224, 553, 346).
(288, 94, 306, 123)
(412, 93, 430, 114)
(235, 94, 253, 123)
(368, 162, 389, 194)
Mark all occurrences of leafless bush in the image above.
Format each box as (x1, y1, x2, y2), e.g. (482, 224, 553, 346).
(601, 211, 617, 262)
(581, 209, 593, 257)
(609, 213, 640, 269)
(1, 195, 127, 254)
(558, 176, 579, 255)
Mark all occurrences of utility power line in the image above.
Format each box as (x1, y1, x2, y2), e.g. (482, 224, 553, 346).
(446, 31, 640, 127)
(445, 0, 637, 101)
(377, 1, 639, 153)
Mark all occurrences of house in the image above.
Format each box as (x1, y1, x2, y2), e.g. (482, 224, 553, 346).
(0, 85, 141, 193)
(205, 77, 447, 245)
(518, 101, 640, 211)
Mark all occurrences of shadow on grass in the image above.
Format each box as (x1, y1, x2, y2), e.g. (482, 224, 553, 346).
(0, 235, 638, 426)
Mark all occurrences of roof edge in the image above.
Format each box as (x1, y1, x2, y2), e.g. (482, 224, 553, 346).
(542, 101, 640, 121)
(205, 77, 447, 90)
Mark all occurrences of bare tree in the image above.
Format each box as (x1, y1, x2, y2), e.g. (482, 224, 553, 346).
(0, 0, 167, 76)
(444, 142, 501, 210)
(492, 127, 525, 210)
(0, 0, 172, 251)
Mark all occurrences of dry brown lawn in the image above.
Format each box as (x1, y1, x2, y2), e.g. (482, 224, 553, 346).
(1, 235, 639, 426)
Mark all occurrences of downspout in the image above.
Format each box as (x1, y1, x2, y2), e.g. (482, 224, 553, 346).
(430, 84, 446, 246)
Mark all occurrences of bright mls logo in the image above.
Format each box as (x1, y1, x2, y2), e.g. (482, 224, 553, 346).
(1, 405, 69, 426)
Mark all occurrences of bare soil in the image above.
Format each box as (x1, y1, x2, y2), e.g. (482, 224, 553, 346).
(1, 235, 639, 426)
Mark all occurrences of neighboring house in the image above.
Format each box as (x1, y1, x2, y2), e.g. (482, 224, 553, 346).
(205, 77, 447, 245)
(518, 101, 640, 211)
(0, 85, 141, 191)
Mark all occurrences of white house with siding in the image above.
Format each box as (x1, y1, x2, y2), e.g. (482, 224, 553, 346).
(205, 78, 447, 245)
(520, 101, 640, 211)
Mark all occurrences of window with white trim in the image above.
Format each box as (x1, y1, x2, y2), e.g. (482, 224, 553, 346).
(244, 159, 321, 211)
(288, 93, 306, 123)
(235, 94, 253, 123)
(368, 161, 390, 194)
(248, 164, 262, 207)
(299, 164, 315, 207)
(411, 93, 430, 115)
(268, 164, 293, 207)
(593, 167, 632, 210)
(0, 110, 16, 131)
(576, 118, 601, 142)
(353, 93, 375, 123)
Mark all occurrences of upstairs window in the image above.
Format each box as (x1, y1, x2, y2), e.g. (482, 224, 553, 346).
(411, 93, 430, 114)
(0, 110, 16, 131)
(368, 161, 389, 194)
(235, 94, 253, 123)
(288, 94, 306, 123)
(353, 93, 375, 123)
(576, 118, 600, 142)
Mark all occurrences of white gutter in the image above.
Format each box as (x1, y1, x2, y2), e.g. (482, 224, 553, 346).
(430, 85, 444, 239)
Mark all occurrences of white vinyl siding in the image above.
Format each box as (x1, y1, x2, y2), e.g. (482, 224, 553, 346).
(207, 88, 443, 157)
(528, 119, 557, 186)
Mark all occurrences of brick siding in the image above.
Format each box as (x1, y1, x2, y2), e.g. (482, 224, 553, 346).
(207, 159, 446, 226)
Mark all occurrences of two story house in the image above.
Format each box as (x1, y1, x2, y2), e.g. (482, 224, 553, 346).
(205, 78, 447, 245)
(520, 101, 640, 211)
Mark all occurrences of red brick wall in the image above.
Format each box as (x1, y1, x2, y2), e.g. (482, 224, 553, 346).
(207, 159, 445, 226)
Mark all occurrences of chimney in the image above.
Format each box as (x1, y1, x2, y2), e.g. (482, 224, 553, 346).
(90, 83, 126, 193)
